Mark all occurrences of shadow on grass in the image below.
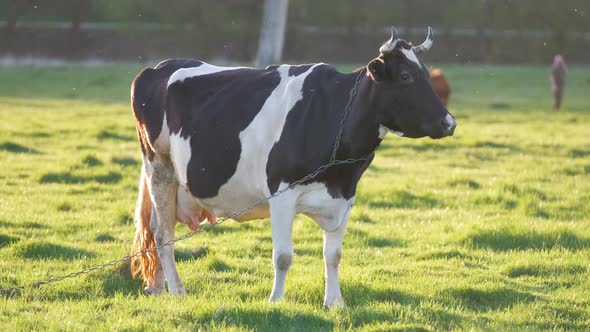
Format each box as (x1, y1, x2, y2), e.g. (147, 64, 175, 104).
(351, 211, 376, 224)
(206, 257, 233, 272)
(81, 154, 103, 167)
(174, 247, 209, 262)
(460, 227, 590, 251)
(471, 141, 522, 152)
(99, 261, 144, 297)
(489, 102, 512, 110)
(447, 178, 481, 190)
(12, 242, 96, 260)
(381, 142, 461, 153)
(94, 234, 116, 242)
(347, 227, 406, 249)
(0, 233, 19, 248)
(0, 141, 40, 154)
(504, 263, 587, 278)
(364, 190, 439, 209)
(439, 286, 537, 311)
(97, 129, 134, 141)
(0, 220, 48, 229)
(343, 282, 423, 307)
(40, 171, 122, 184)
(181, 307, 335, 331)
(114, 209, 133, 225)
(351, 302, 465, 331)
(416, 248, 471, 261)
(111, 156, 140, 167)
(568, 148, 590, 158)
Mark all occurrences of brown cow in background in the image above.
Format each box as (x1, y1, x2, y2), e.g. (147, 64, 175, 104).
(429, 69, 451, 106)
(550, 55, 568, 111)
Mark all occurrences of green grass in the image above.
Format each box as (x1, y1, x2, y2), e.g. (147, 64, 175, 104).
(0, 63, 589, 331)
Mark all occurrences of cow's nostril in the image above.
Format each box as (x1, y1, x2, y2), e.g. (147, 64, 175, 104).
(441, 114, 456, 136)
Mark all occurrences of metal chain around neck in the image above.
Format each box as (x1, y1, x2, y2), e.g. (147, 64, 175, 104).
(330, 67, 366, 163)
(0, 66, 372, 298)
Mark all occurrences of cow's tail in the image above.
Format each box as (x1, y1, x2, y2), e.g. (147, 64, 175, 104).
(130, 163, 160, 285)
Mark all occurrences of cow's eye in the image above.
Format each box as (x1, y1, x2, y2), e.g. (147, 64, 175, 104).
(400, 73, 410, 81)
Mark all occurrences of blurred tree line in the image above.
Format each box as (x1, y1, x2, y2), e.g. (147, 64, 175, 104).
(1, 0, 588, 63)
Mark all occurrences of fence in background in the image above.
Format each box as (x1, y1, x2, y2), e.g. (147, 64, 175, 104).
(1, 0, 589, 64)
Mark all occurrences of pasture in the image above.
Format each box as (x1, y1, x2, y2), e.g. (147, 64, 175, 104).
(0, 63, 589, 331)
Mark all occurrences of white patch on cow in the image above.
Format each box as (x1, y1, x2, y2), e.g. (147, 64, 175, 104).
(378, 124, 389, 139)
(153, 112, 170, 154)
(169, 133, 192, 188)
(167, 63, 246, 87)
(379, 124, 404, 138)
(400, 48, 421, 68)
(199, 64, 321, 218)
(392, 130, 404, 137)
(296, 182, 354, 232)
(167, 61, 252, 203)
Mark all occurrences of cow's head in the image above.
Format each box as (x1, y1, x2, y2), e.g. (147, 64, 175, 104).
(366, 27, 456, 139)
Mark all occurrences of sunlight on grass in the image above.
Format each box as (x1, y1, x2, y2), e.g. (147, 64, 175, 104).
(0, 64, 589, 330)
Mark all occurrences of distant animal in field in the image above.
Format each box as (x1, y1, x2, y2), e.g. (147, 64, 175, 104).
(429, 69, 450, 106)
(550, 55, 568, 111)
(129, 27, 456, 308)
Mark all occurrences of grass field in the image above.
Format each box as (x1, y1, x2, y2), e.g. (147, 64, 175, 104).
(0, 63, 589, 331)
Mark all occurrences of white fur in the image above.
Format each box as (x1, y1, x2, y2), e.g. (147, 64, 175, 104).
(153, 112, 170, 154)
(268, 181, 353, 304)
(200, 64, 320, 218)
(392, 130, 404, 137)
(401, 48, 421, 68)
(378, 124, 389, 139)
(169, 133, 192, 188)
(379, 124, 404, 138)
(297, 182, 354, 232)
(167, 63, 246, 87)
(159, 61, 354, 307)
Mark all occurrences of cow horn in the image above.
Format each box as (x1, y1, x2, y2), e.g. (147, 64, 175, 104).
(379, 26, 399, 54)
(413, 27, 433, 54)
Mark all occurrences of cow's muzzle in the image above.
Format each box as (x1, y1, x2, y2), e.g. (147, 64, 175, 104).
(429, 113, 456, 139)
(442, 113, 456, 136)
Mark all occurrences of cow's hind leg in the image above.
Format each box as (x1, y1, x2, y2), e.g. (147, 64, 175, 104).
(144, 207, 165, 295)
(131, 163, 165, 295)
(268, 194, 297, 302)
(145, 157, 187, 295)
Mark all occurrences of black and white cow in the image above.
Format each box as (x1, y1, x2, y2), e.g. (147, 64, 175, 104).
(130, 27, 455, 307)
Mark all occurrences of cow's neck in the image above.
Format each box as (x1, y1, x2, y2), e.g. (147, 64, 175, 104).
(337, 71, 382, 160)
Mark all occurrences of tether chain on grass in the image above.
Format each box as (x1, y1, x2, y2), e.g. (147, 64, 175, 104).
(0, 69, 369, 298)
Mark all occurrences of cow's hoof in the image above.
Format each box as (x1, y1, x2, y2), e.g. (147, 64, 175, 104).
(323, 298, 345, 310)
(268, 294, 284, 303)
(144, 286, 165, 296)
(172, 287, 188, 296)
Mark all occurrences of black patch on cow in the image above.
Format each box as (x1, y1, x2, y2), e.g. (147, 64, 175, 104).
(288, 64, 314, 77)
(166, 67, 281, 198)
(266, 65, 376, 199)
(131, 59, 203, 159)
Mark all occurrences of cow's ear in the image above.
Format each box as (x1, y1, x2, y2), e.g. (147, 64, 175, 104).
(367, 58, 387, 81)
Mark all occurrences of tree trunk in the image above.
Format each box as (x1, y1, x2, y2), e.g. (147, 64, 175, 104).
(256, 0, 289, 67)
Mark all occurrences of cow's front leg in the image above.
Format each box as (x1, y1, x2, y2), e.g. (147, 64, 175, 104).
(322, 214, 350, 308)
(146, 158, 187, 295)
(268, 196, 297, 302)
